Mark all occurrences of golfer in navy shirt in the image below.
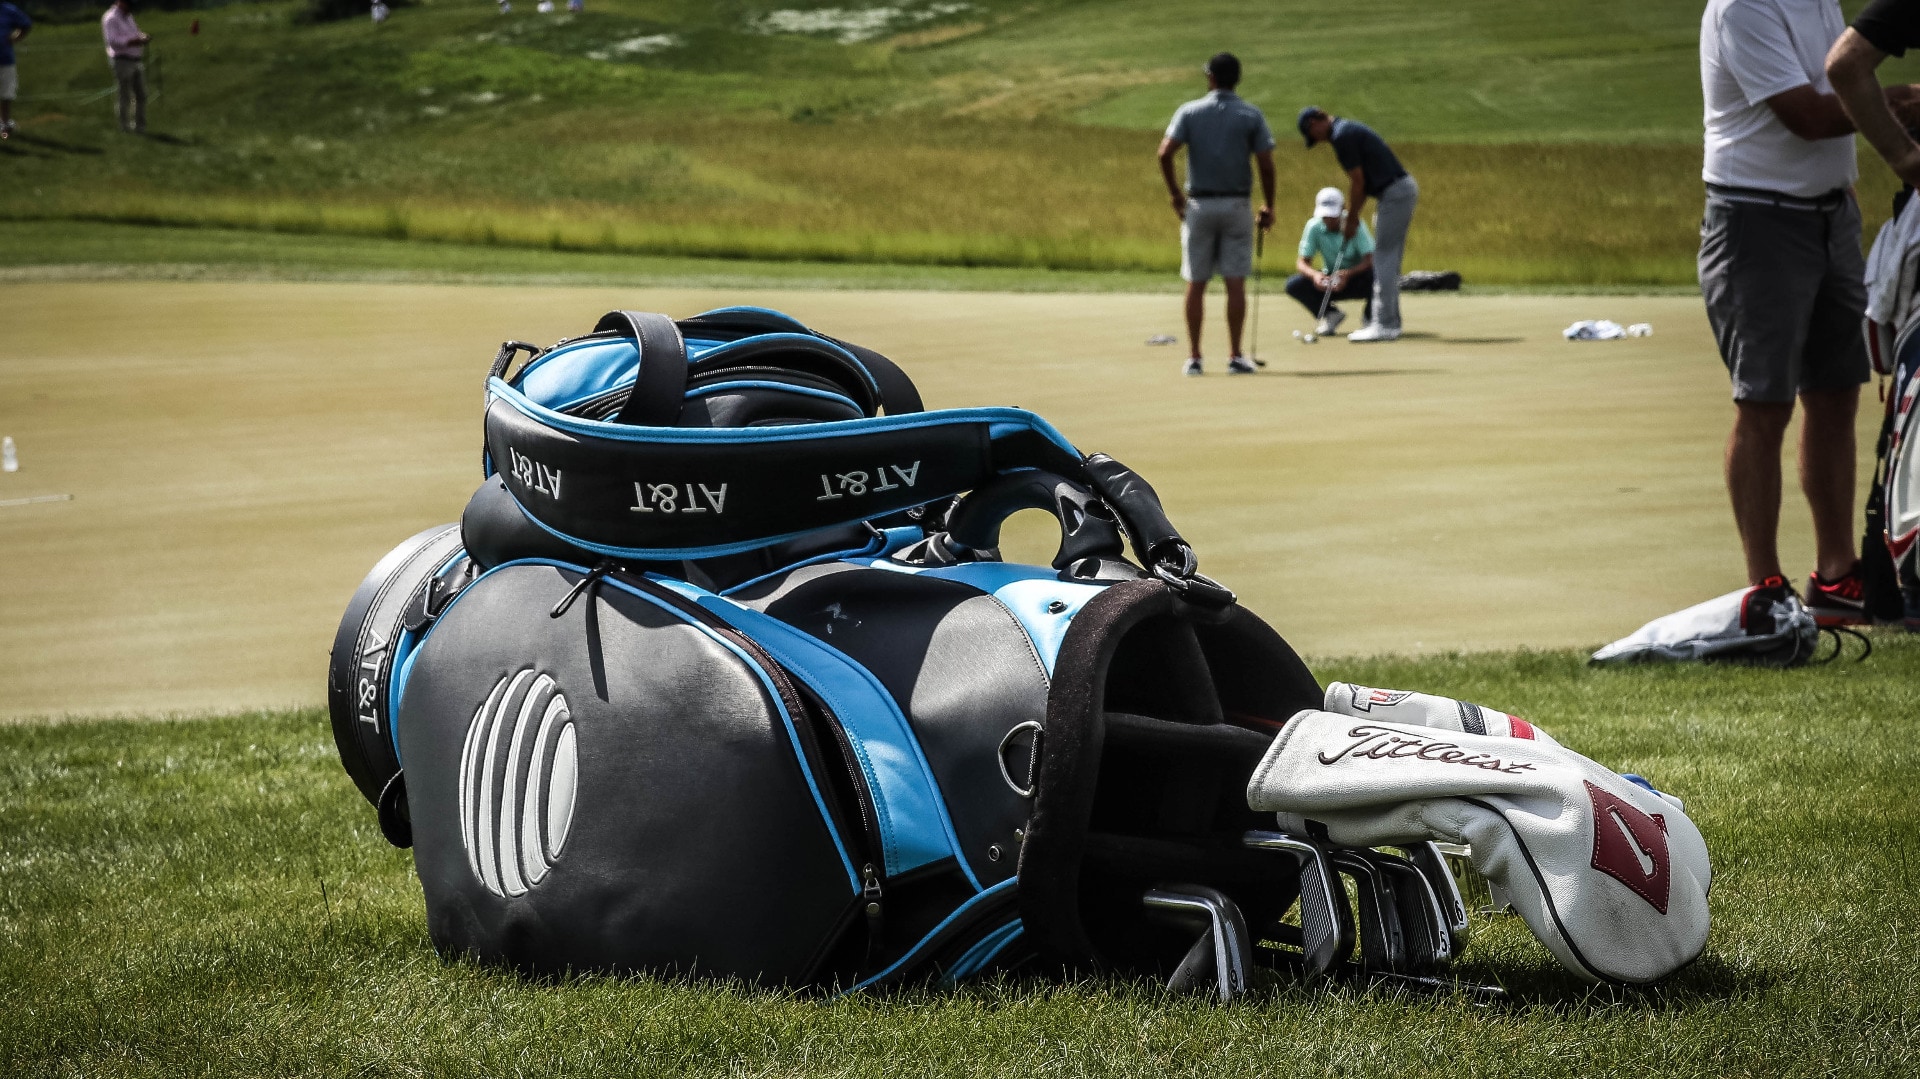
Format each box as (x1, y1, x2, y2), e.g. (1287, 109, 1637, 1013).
(1298, 107, 1418, 341)
(1157, 52, 1277, 376)
(0, 0, 31, 139)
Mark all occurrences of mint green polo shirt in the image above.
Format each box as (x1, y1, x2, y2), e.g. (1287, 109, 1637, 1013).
(1298, 218, 1374, 272)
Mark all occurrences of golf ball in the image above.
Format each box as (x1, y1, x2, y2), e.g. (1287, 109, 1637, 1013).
(1302, 333, 1317, 343)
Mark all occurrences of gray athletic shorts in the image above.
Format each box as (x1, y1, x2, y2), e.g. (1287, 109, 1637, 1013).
(1698, 191, 1870, 403)
(0, 65, 16, 103)
(1181, 196, 1254, 282)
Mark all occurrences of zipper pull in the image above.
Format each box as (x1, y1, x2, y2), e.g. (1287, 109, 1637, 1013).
(550, 561, 615, 618)
(862, 862, 885, 966)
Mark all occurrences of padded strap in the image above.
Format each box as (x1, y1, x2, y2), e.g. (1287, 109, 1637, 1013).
(594, 311, 689, 427)
(823, 334, 924, 415)
(486, 394, 1080, 559)
(680, 309, 922, 414)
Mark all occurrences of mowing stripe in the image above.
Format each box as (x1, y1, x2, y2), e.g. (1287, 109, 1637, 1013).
(0, 494, 73, 507)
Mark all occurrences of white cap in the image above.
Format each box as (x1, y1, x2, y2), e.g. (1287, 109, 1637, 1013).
(1313, 187, 1345, 218)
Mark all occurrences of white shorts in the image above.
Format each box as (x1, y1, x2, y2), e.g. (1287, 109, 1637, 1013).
(0, 65, 17, 103)
(1180, 196, 1254, 282)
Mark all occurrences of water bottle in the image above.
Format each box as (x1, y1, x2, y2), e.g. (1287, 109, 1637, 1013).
(2, 436, 16, 473)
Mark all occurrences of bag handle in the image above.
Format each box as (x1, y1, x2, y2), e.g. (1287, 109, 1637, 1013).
(593, 310, 689, 427)
(934, 469, 1126, 570)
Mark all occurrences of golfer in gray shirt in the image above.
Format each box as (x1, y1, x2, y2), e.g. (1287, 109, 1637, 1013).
(1157, 52, 1276, 376)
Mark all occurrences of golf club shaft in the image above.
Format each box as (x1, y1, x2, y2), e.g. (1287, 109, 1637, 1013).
(1251, 228, 1265, 366)
(1316, 246, 1345, 325)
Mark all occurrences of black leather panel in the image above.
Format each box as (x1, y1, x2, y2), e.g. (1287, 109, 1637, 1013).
(737, 567, 1048, 887)
(397, 562, 852, 983)
(327, 523, 465, 806)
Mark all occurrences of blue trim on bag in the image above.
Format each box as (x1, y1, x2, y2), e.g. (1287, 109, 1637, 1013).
(489, 378, 1079, 456)
(515, 338, 644, 411)
(692, 333, 880, 400)
(684, 379, 863, 414)
(860, 559, 1106, 676)
(939, 920, 1024, 985)
(651, 575, 978, 887)
(412, 558, 863, 894)
(693, 305, 810, 333)
(386, 548, 469, 765)
(849, 879, 1018, 992)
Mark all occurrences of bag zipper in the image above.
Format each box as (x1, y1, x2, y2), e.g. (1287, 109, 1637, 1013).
(607, 569, 890, 959)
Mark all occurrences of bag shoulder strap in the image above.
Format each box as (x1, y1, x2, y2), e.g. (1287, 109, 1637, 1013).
(594, 310, 688, 427)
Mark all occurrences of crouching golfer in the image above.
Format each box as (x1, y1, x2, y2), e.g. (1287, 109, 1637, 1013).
(1298, 107, 1416, 342)
(1157, 52, 1277, 376)
(1287, 187, 1374, 336)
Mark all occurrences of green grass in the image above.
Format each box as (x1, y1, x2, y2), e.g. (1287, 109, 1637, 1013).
(0, 218, 1189, 290)
(5, 640, 1918, 1077)
(6, 0, 1918, 285)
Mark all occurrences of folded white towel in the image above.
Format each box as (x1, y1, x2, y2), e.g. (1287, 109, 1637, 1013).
(1563, 319, 1627, 341)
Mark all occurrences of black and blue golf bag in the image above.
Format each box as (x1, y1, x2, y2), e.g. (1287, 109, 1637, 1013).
(329, 307, 1463, 994)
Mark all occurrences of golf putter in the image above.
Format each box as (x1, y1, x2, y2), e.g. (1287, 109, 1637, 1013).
(1242, 830, 1353, 979)
(1142, 884, 1254, 1000)
(1249, 229, 1268, 367)
(1311, 246, 1346, 340)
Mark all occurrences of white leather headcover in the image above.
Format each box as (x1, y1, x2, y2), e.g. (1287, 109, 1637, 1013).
(1322, 681, 1561, 747)
(1247, 708, 1711, 984)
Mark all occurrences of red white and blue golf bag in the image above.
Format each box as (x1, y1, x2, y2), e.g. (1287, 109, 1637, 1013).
(329, 307, 1709, 995)
(1868, 315, 1920, 628)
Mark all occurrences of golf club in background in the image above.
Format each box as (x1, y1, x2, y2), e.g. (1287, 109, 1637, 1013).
(1249, 229, 1268, 367)
(1304, 246, 1346, 345)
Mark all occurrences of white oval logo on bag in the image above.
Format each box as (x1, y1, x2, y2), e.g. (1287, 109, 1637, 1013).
(458, 669, 579, 897)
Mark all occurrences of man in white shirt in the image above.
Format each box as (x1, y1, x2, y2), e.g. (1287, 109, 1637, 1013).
(100, 0, 149, 134)
(1697, 0, 1913, 624)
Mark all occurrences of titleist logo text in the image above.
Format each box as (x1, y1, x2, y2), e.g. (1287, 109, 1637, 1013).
(1317, 724, 1537, 775)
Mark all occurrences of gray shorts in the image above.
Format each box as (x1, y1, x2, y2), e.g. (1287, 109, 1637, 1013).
(1698, 191, 1870, 403)
(0, 65, 16, 103)
(1181, 196, 1254, 282)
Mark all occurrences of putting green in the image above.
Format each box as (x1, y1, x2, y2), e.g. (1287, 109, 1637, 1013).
(0, 282, 1881, 720)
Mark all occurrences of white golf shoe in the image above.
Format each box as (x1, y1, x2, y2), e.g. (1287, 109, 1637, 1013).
(1227, 355, 1256, 374)
(1314, 309, 1346, 337)
(1346, 323, 1401, 343)
(1183, 357, 1203, 376)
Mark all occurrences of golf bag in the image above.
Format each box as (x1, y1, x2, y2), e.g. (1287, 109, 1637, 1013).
(328, 306, 1695, 994)
(1864, 318, 1920, 627)
(1590, 582, 1830, 667)
(1862, 190, 1920, 628)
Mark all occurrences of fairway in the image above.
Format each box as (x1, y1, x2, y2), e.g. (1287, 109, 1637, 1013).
(0, 280, 1883, 720)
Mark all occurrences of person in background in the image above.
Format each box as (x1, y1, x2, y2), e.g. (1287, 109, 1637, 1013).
(101, 0, 149, 134)
(1155, 52, 1277, 376)
(1698, 0, 1902, 624)
(1286, 186, 1374, 336)
(0, 0, 31, 140)
(1296, 106, 1417, 342)
(1824, 0, 1920, 185)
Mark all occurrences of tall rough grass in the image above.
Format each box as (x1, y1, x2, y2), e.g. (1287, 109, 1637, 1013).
(21, 129, 1881, 285)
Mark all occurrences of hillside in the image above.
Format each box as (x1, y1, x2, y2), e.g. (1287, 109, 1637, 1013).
(5, 0, 1916, 283)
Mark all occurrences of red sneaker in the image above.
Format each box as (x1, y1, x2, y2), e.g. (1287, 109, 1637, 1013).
(1806, 562, 1868, 627)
